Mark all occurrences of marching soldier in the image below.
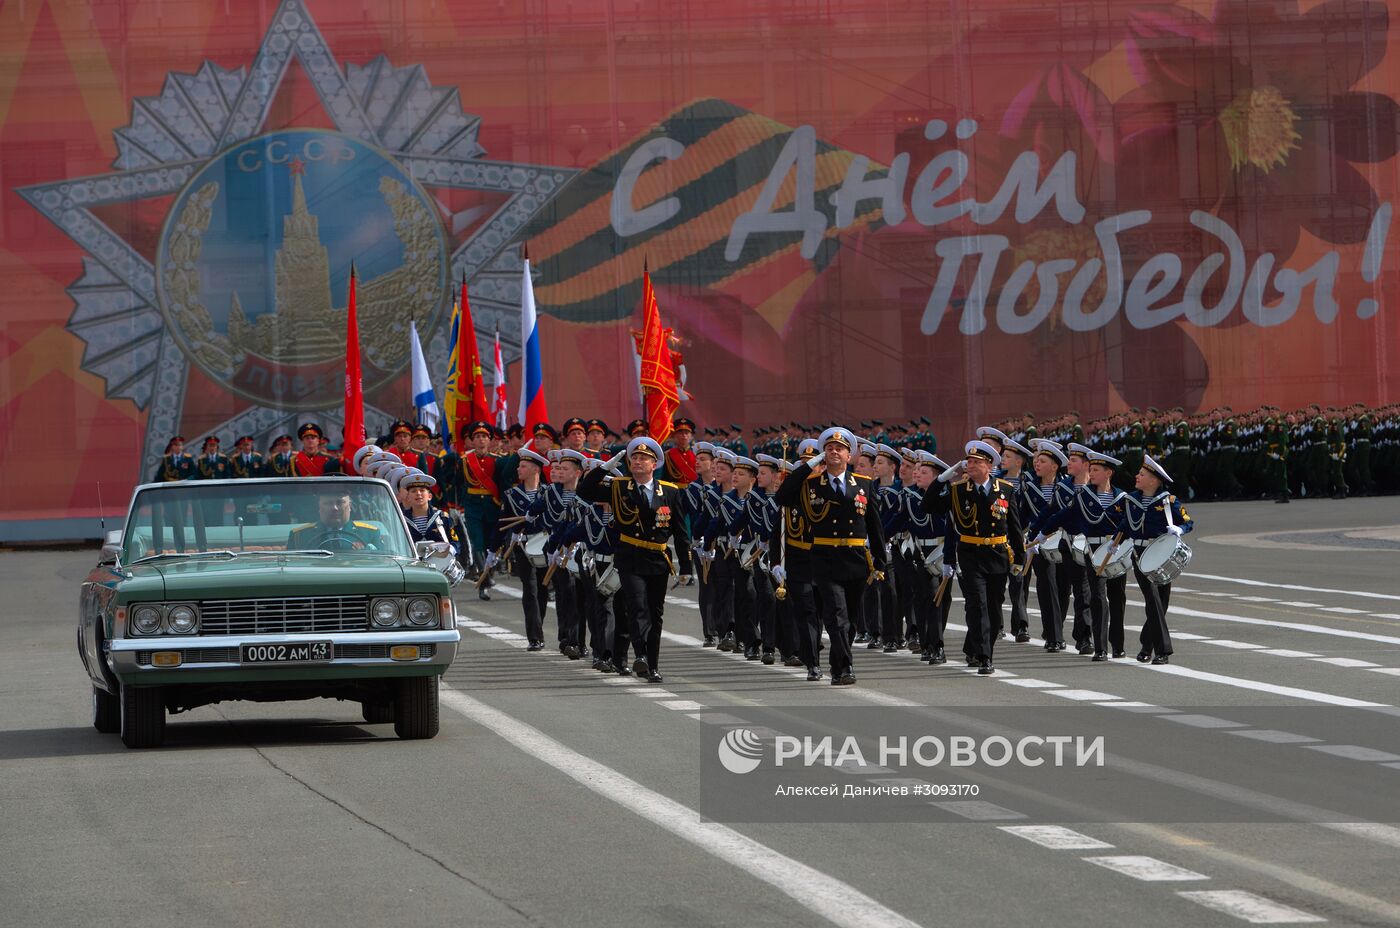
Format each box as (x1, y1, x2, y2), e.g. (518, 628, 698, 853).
(451, 421, 512, 591)
(1122, 455, 1192, 665)
(773, 427, 886, 686)
(401, 471, 461, 557)
(577, 436, 694, 683)
(152, 436, 196, 482)
(1023, 440, 1067, 651)
(998, 437, 1035, 643)
(927, 441, 1025, 675)
(499, 447, 552, 651)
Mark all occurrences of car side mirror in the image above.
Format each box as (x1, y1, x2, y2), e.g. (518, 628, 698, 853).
(99, 530, 123, 567)
(415, 541, 464, 587)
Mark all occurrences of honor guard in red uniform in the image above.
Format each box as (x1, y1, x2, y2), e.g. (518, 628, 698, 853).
(454, 421, 513, 585)
(410, 424, 437, 472)
(386, 420, 426, 468)
(292, 423, 336, 476)
(152, 436, 195, 482)
(230, 435, 265, 479)
(625, 419, 649, 439)
(665, 417, 698, 485)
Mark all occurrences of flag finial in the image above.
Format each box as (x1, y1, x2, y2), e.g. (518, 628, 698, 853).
(522, 242, 529, 262)
(350, 261, 357, 279)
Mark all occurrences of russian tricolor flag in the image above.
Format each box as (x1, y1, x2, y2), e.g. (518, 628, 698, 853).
(517, 252, 549, 430)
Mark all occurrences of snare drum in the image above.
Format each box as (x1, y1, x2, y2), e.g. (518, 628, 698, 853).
(1089, 540, 1134, 580)
(523, 533, 548, 568)
(922, 539, 945, 576)
(1040, 529, 1066, 564)
(1069, 534, 1090, 566)
(1137, 534, 1192, 585)
(595, 563, 621, 597)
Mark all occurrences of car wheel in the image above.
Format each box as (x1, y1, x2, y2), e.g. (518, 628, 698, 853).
(119, 683, 165, 749)
(393, 676, 439, 740)
(360, 699, 395, 724)
(92, 685, 120, 734)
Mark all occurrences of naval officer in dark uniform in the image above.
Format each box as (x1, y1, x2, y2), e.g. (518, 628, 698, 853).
(926, 440, 1026, 675)
(577, 436, 693, 683)
(773, 426, 886, 686)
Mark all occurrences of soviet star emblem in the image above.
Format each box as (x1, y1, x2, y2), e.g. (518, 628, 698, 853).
(18, 0, 574, 478)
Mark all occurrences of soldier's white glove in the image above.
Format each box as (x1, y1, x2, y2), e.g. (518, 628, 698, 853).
(510, 532, 525, 546)
(484, 551, 500, 570)
(727, 534, 742, 549)
(941, 564, 955, 578)
(1031, 533, 1047, 546)
(678, 574, 695, 586)
(604, 451, 626, 474)
(548, 549, 566, 567)
(937, 461, 966, 482)
(771, 565, 787, 585)
(1167, 525, 1184, 537)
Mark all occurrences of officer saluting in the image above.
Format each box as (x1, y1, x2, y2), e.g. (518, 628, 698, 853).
(926, 440, 1025, 676)
(577, 436, 693, 683)
(773, 427, 886, 686)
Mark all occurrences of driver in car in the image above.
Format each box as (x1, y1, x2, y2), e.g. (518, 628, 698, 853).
(286, 490, 382, 551)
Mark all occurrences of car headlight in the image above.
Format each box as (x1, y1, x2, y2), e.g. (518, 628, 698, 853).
(132, 605, 162, 636)
(406, 597, 436, 627)
(167, 605, 198, 635)
(372, 598, 400, 627)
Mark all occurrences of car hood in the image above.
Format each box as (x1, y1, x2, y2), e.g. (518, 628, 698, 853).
(141, 554, 411, 600)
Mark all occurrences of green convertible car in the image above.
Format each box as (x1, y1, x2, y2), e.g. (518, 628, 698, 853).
(79, 476, 462, 748)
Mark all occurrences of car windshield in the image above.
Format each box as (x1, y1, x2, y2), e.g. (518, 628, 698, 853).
(122, 478, 413, 562)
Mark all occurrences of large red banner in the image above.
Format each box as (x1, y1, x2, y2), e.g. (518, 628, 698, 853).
(0, 0, 1395, 538)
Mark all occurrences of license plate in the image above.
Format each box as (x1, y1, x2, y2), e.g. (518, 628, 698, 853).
(241, 641, 333, 664)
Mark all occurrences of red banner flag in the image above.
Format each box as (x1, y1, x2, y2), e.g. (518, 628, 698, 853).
(637, 268, 681, 444)
(343, 266, 365, 473)
(446, 275, 491, 443)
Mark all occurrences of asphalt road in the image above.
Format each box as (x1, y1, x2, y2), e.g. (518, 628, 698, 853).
(4, 497, 1400, 928)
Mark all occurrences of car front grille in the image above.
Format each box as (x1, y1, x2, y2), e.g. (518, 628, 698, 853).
(199, 596, 369, 635)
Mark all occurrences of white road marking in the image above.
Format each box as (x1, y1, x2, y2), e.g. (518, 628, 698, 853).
(1320, 607, 1369, 615)
(931, 801, 1026, 821)
(1322, 822, 1400, 848)
(999, 825, 1113, 850)
(1309, 657, 1380, 668)
(1169, 632, 1213, 640)
(1371, 613, 1400, 621)
(1168, 606, 1400, 647)
(1369, 668, 1400, 676)
(1227, 730, 1321, 744)
(1304, 745, 1400, 763)
(1131, 663, 1386, 707)
(1177, 890, 1325, 923)
(1257, 649, 1320, 658)
(1001, 678, 1065, 689)
(1185, 572, 1400, 603)
(1100, 702, 1175, 712)
(1048, 689, 1120, 701)
(1207, 639, 1268, 650)
(1277, 602, 1322, 609)
(1161, 714, 1248, 729)
(657, 700, 707, 711)
(439, 686, 926, 928)
(1082, 855, 1209, 881)
(631, 689, 677, 698)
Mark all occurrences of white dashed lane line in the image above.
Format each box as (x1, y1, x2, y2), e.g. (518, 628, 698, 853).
(1177, 890, 1327, 924)
(1083, 855, 1210, 881)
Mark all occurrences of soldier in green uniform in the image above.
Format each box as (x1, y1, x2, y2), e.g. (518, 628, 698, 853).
(152, 436, 196, 483)
(1345, 406, 1373, 496)
(1327, 419, 1348, 499)
(230, 435, 264, 479)
(287, 488, 384, 551)
(1263, 418, 1290, 503)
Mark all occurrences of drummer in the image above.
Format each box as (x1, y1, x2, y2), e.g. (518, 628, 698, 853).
(1121, 455, 1193, 664)
(399, 470, 460, 556)
(1023, 440, 1067, 652)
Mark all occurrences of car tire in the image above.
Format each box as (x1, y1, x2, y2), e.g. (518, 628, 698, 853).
(393, 676, 439, 740)
(92, 685, 120, 734)
(361, 699, 395, 724)
(119, 683, 165, 749)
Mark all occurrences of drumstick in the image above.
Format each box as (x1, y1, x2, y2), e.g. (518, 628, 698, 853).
(476, 538, 517, 589)
(934, 574, 952, 605)
(1094, 532, 1125, 577)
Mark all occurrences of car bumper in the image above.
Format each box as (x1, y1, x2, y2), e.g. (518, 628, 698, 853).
(106, 629, 460, 679)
